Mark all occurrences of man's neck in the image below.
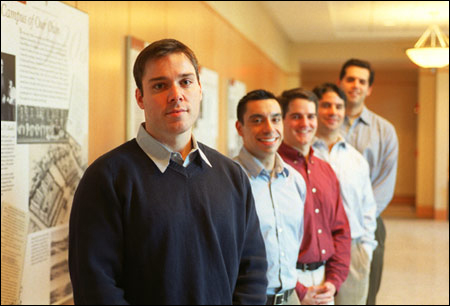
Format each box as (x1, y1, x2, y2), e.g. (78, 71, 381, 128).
(284, 140, 311, 161)
(317, 129, 340, 152)
(258, 154, 276, 173)
(346, 102, 364, 120)
(145, 125, 192, 160)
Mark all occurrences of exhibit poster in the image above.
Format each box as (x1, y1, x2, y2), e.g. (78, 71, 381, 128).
(126, 36, 148, 141)
(193, 66, 219, 150)
(227, 79, 246, 157)
(1, 1, 89, 304)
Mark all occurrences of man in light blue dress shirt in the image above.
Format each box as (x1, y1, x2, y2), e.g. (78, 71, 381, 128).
(338, 59, 399, 305)
(234, 90, 307, 305)
(312, 83, 377, 305)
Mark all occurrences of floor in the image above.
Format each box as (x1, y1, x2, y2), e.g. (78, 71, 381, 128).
(376, 206, 449, 305)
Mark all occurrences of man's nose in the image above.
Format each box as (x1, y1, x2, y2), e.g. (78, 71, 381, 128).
(168, 84, 183, 104)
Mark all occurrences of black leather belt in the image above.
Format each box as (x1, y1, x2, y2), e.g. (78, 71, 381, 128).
(296, 261, 326, 271)
(266, 288, 294, 305)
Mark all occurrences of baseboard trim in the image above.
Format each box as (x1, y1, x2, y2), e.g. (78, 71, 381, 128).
(434, 209, 448, 221)
(416, 206, 434, 218)
(390, 196, 415, 206)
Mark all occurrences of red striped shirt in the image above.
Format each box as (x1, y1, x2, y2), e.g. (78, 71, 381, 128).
(278, 142, 351, 300)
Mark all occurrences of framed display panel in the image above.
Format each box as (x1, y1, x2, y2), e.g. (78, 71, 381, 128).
(126, 36, 148, 140)
(1, 2, 89, 304)
(227, 79, 246, 157)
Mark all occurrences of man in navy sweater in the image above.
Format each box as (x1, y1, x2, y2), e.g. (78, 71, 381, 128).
(69, 39, 268, 305)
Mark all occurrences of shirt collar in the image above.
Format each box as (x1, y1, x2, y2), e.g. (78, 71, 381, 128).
(312, 135, 347, 150)
(278, 142, 314, 161)
(358, 106, 371, 125)
(344, 105, 371, 127)
(136, 123, 212, 173)
(237, 147, 289, 179)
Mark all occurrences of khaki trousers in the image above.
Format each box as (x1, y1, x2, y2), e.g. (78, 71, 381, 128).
(297, 265, 335, 305)
(366, 217, 386, 305)
(335, 240, 371, 305)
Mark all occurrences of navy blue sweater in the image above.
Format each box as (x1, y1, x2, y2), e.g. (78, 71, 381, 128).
(69, 140, 268, 305)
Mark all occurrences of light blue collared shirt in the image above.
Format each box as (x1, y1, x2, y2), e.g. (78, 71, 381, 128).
(340, 106, 399, 216)
(136, 123, 212, 173)
(234, 148, 306, 294)
(313, 136, 377, 259)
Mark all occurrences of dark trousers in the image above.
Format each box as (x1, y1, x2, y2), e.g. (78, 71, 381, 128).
(366, 217, 386, 305)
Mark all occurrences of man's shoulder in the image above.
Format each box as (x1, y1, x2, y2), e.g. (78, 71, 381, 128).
(344, 143, 371, 173)
(311, 153, 340, 180)
(365, 107, 397, 135)
(198, 142, 243, 171)
(284, 162, 304, 181)
(87, 139, 143, 173)
(284, 162, 307, 190)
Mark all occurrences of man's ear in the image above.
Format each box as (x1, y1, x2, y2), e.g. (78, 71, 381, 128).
(235, 120, 244, 137)
(367, 85, 373, 97)
(136, 88, 145, 110)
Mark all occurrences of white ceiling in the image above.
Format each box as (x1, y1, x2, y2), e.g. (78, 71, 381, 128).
(260, 1, 450, 42)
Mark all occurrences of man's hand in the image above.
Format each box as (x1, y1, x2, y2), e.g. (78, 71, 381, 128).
(300, 282, 336, 305)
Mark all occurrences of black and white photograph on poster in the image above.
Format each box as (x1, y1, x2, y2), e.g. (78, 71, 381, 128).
(50, 226, 72, 304)
(1, 52, 16, 122)
(27, 137, 86, 233)
(17, 105, 69, 144)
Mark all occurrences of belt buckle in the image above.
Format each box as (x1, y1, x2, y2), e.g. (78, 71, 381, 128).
(273, 292, 285, 305)
(302, 263, 310, 271)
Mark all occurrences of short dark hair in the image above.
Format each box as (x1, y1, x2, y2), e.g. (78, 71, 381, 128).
(278, 88, 318, 118)
(133, 38, 200, 94)
(237, 89, 277, 124)
(312, 83, 347, 108)
(339, 58, 375, 86)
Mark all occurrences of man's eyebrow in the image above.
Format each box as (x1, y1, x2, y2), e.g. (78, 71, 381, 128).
(249, 114, 265, 119)
(148, 73, 196, 83)
(248, 113, 282, 119)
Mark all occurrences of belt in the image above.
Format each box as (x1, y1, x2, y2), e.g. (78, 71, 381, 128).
(266, 288, 294, 305)
(296, 261, 326, 271)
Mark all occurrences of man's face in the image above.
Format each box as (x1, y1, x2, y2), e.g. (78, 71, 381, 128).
(339, 66, 372, 107)
(236, 99, 283, 161)
(283, 98, 317, 147)
(318, 91, 345, 133)
(135, 52, 202, 139)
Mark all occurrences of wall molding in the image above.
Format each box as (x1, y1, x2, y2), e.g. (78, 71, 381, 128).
(434, 209, 448, 221)
(416, 206, 434, 219)
(391, 195, 415, 206)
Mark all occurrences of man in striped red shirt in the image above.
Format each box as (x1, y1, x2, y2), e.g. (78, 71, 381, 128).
(278, 88, 351, 305)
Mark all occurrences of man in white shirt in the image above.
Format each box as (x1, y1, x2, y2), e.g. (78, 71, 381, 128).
(234, 89, 307, 305)
(338, 59, 398, 305)
(312, 83, 377, 305)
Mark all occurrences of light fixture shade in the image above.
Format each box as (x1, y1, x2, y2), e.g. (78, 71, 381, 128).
(406, 47, 449, 68)
(406, 24, 449, 68)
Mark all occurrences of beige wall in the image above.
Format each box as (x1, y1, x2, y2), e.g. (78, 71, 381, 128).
(416, 69, 437, 216)
(63, 1, 448, 219)
(301, 67, 418, 199)
(63, 1, 295, 162)
(416, 68, 450, 219)
(434, 69, 449, 219)
(291, 40, 418, 70)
